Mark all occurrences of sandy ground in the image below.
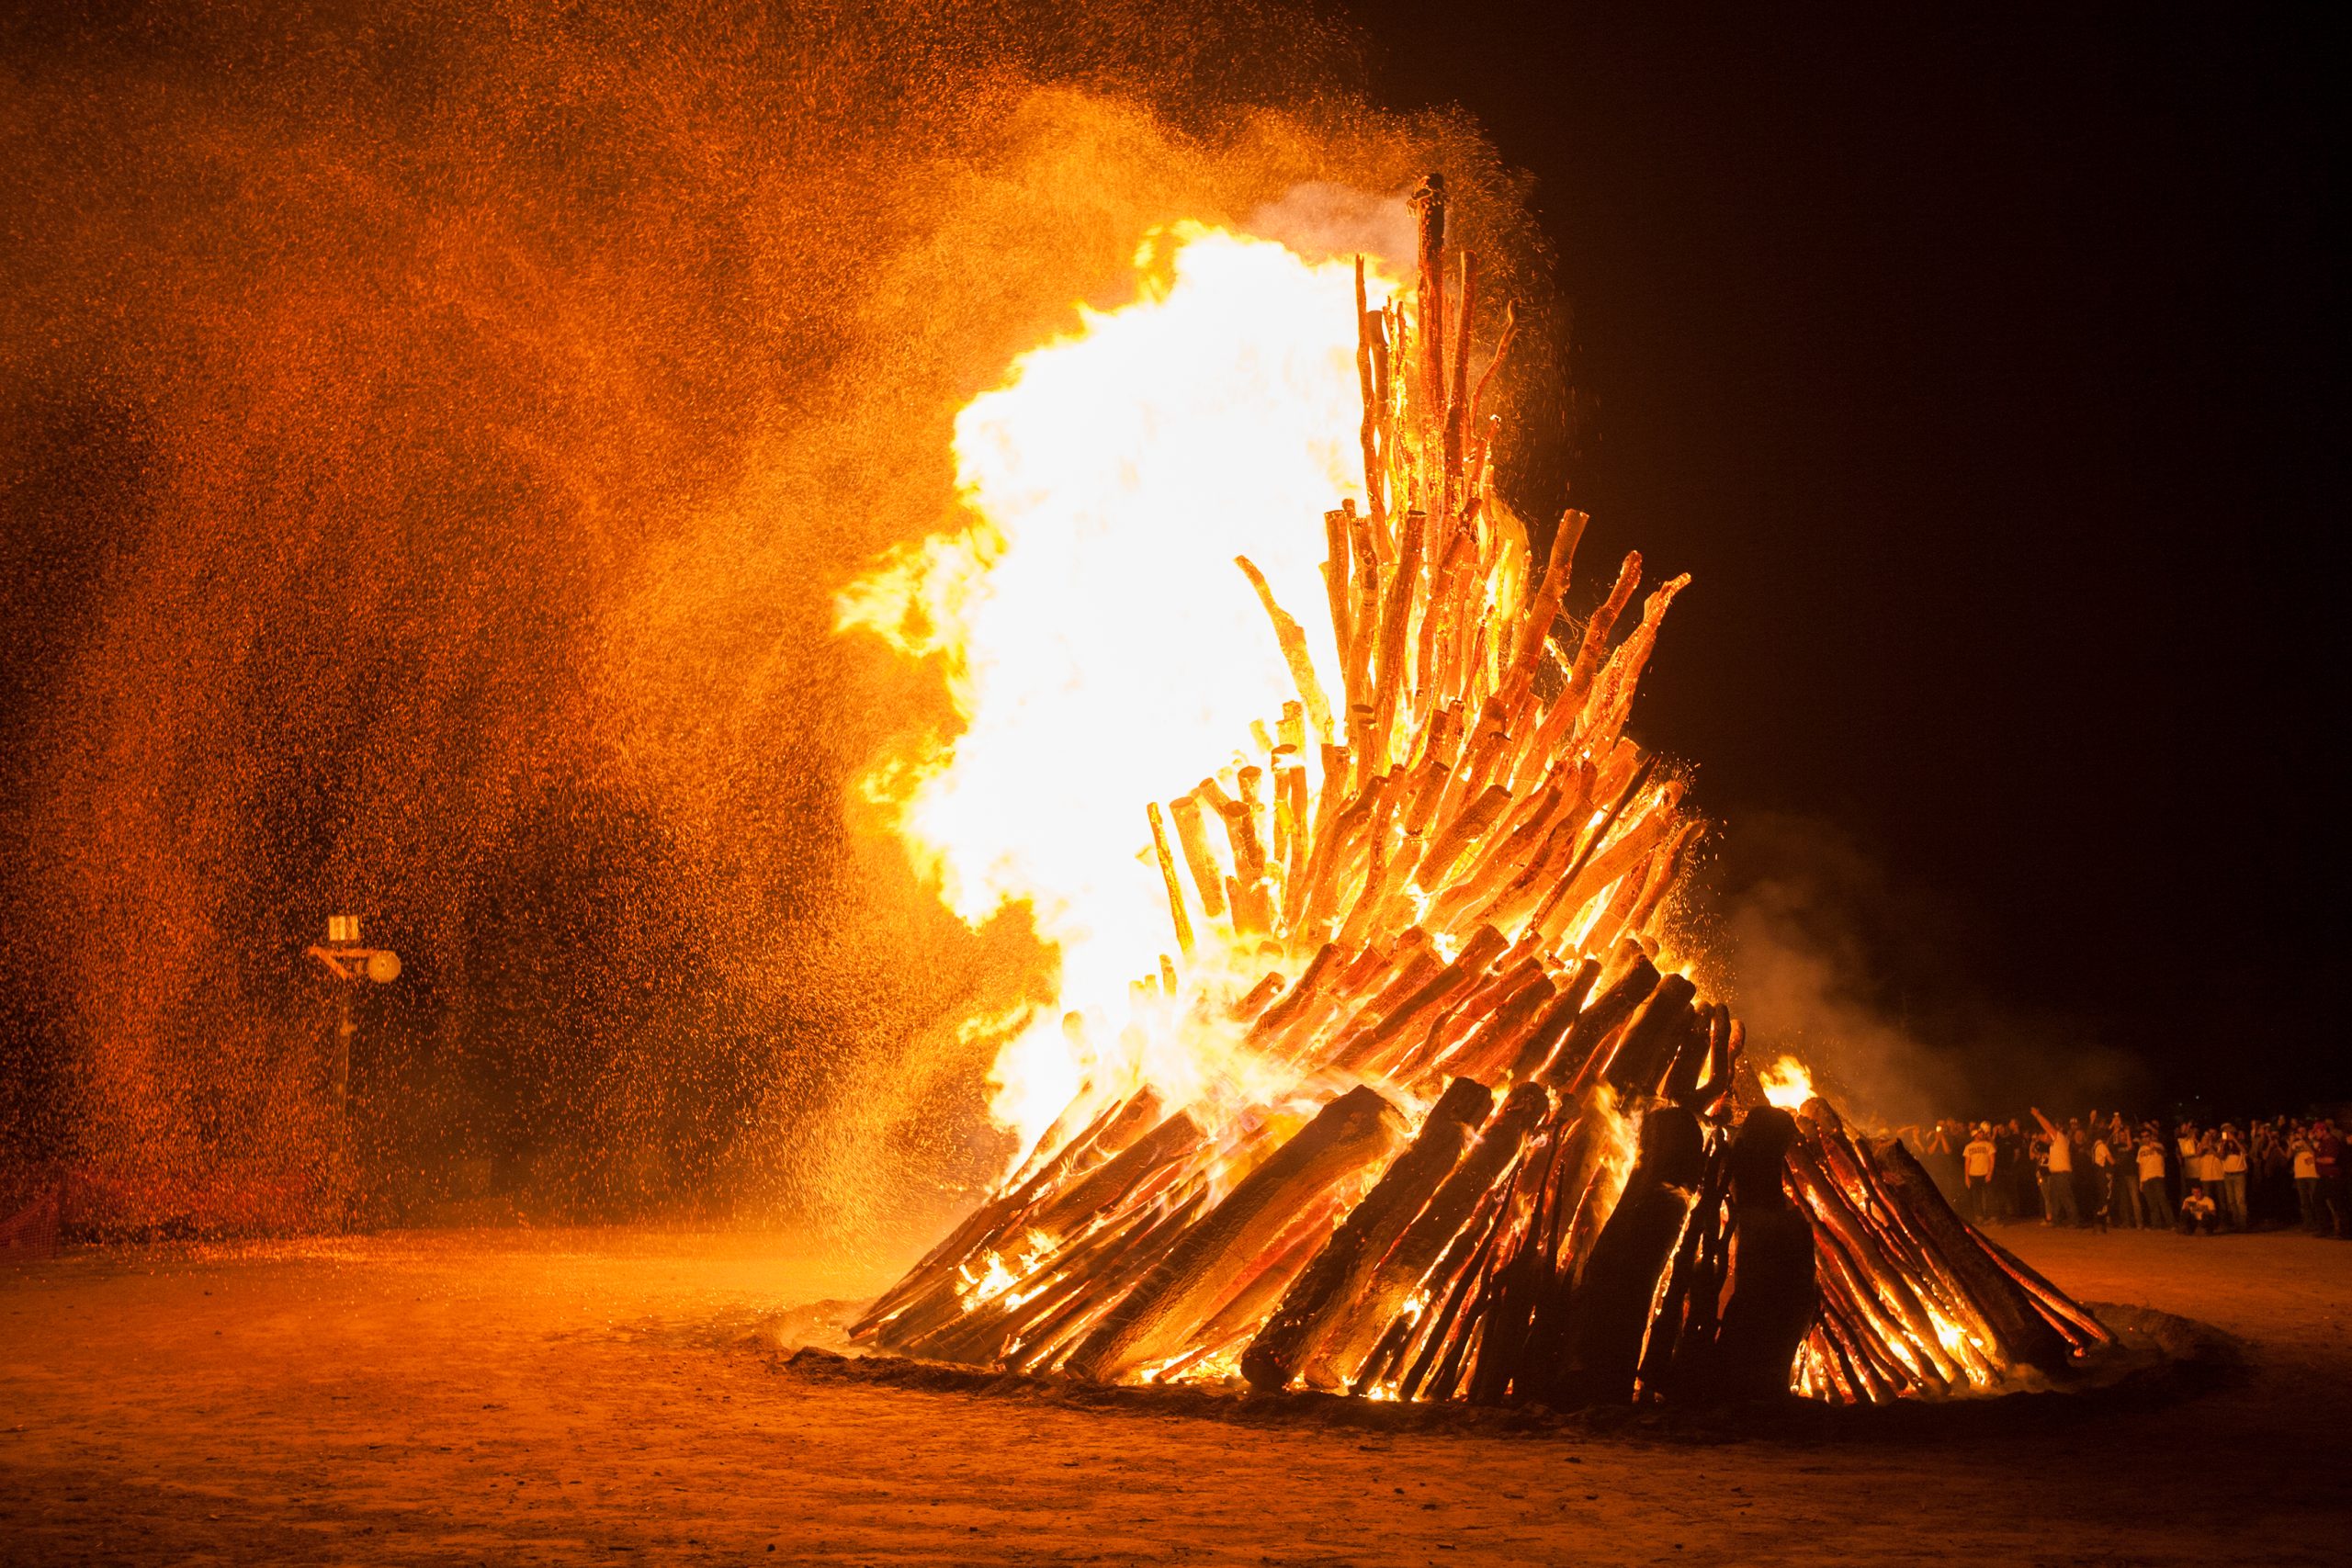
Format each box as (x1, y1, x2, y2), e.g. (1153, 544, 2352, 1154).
(4, 1222, 2348, 1566)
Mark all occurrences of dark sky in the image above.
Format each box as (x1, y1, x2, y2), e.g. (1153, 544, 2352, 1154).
(1347, 4, 2343, 1107)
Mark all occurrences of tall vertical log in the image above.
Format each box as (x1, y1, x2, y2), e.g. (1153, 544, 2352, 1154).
(1167, 794, 1227, 922)
(1687, 1107, 1815, 1404)
(1443, 249, 1476, 491)
(1147, 802, 1194, 959)
(1354, 260, 1385, 528)
(1411, 174, 1448, 446)
(1369, 509, 1428, 772)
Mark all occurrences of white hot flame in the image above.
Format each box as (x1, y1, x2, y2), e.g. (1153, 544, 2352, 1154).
(1758, 1055, 1815, 1111)
(840, 221, 1403, 1155)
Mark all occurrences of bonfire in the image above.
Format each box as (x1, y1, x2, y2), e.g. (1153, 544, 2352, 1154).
(845, 175, 2108, 1405)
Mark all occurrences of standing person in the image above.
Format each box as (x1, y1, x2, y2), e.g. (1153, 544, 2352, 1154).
(2292, 1132, 2320, 1233)
(2252, 1124, 2287, 1224)
(2068, 1118, 2099, 1226)
(2103, 1115, 2132, 1227)
(2176, 1122, 2201, 1212)
(2013, 1123, 2051, 1222)
(2138, 1128, 2174, 1230)
(1994, 1122, 2025, 1221)
(1962, 1124, 1998, 1224)
(2220, 1129, 2250, 1232)
(1906, 1122, 1957, 1202)
(2196, 1132, 2226, 1223)
(2090, 1131, 2119, 1232)
(2274, 1122, 2303, 1224)
(2030, 1109, 2078, 1226)
(2313, 1122, 2347, 1238)
(2109, 1116, 2141, 1228)
(1931, 1120, 1965, 1201)
(2017, 1119, 2043, 1219)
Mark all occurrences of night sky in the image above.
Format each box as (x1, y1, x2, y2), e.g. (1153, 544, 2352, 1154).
(1349, 4, 2342, 1109)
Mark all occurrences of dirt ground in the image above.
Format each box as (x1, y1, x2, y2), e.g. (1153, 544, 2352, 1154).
(4, 1222, 2348, 1566)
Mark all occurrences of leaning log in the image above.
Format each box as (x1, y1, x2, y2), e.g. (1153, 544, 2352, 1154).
(1638, 1137, 1731, 1395)
(1431, 969, 1560, 1085)
(1306, 1080, 1551, 1390)
(904, 1200, 1160, 1365)
(1331, 924, 1508, 1072)
(1499, 958, 1600, 1081)
(1025, 1110, 1204, 1240)
(1002, 1191, 1207, 1374)
(1181, 1207, 1343, 1369)
(1065, 1086, 1408, 1382)
(1241, 1077, 1493, 1391)
(1541, 954, 1660, 1089)
(853, 1087, 1161, 1343)
(1968, 1223, 2114, 1351)
(1867, 1137, 2075, 1372)
(1598, 973, 1699, 1093)
(1464, 1109, 1592, 1404)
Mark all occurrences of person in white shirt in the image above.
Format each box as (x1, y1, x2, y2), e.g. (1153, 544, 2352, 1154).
(2137, 1132, 2174, 1228)
(2293, 1137, 2321, 1230)
(1962, 1126, 1998, 1224)
(2196, 1133, 2225, 1196)
(2179, 1184, 2218, 1235)
(2219, 1130, 2250, 1230)
(2030, 1108, 2078, 1225)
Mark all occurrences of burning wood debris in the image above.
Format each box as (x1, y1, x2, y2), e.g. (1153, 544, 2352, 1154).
(850, 175, 2109, 1405)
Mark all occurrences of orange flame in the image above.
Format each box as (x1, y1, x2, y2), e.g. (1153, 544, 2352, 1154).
(1758, 1055, 1815, 1111)
(840, 222, 1404, 1155)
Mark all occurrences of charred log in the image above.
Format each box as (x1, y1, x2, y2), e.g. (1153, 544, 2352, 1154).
(1686, 1106, 1816, 1404)
(1547, 1104, 1705, 1407)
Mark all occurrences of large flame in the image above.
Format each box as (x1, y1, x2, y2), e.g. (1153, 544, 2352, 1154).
(840, 223, 1401, 1152)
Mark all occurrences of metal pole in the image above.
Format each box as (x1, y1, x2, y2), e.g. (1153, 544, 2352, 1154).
(334, 988, 354, 1118)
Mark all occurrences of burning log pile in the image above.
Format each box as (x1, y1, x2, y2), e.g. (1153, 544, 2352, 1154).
(851, 175, 2109, 1405)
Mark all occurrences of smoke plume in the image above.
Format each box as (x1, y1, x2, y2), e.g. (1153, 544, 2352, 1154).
(1714, 813, 2144, 1129)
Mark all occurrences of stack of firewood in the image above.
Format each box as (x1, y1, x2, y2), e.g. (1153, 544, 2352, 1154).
(851, 175, 2108, 1404)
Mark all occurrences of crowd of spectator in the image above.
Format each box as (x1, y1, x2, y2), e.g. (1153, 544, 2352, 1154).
(1897, 1111, 2351, 1237)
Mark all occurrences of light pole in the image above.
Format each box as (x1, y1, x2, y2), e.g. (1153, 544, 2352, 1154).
(306, 914, 401, 1117)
